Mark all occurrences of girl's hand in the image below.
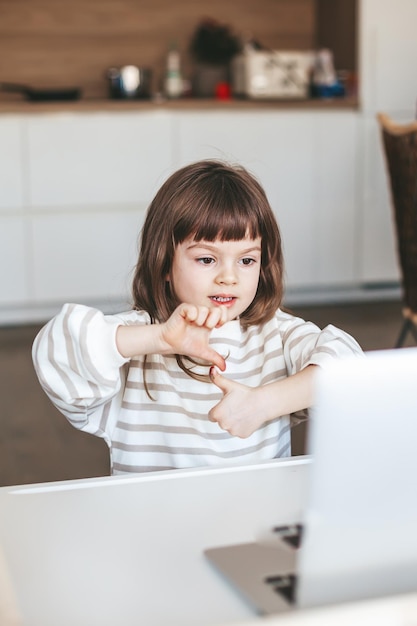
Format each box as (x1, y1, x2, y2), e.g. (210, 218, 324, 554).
(209, 364, 317, 438)
(208, 367, 266, 438)
(160, 303, 228, 371)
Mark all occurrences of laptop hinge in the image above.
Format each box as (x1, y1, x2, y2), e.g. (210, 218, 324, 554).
(273, 524, 303, 549)
(265, 573, 298, 604)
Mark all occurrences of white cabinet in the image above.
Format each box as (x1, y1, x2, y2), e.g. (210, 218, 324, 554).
(314, 112, 359, 285)
(26, 111, 173, 208)
(0, 108, 362, 324)
(0, 118, 28, 314)
(175, 110, 358, 290)
(31, 209, 144, 304)
(22, 110, 174, 312)
(0, 116, 25, 210)
(0, 112, 175, 322)
(0, 217, 28, 307)
(176, 110, 316, 287)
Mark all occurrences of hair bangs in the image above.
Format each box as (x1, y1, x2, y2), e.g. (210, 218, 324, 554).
(174, 184, 261, 244)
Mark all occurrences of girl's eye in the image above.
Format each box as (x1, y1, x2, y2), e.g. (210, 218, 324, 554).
(197, 257, 215, 265)
(240, 257, 255, 266)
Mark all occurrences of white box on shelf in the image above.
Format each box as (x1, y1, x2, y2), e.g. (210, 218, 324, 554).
(231, 50, 312, 99)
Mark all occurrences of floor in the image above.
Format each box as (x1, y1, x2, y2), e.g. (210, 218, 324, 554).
(0, 299, 413, 487)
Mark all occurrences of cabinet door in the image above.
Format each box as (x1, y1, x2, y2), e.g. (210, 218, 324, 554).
(0, 116, 24, 209)
(27, 112, 173, 208)
(0, 217, 28, 307)
(314, 112, 359, 285)
(175, 110, 317, 288)
(31, 209, 144, 304)
(0, 117, 28, 310)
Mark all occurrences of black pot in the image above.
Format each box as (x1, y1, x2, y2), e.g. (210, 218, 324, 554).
(106, 65, 152, 99)
(0, 82, 81, 101)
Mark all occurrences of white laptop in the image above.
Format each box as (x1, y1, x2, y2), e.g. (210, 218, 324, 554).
(205, 347, 417, 614)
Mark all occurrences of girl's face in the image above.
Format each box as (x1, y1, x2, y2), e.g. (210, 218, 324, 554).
(168, 235, 262, 322)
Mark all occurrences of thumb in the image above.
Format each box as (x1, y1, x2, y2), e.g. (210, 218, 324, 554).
(204, 348, 226, 372)
(210, 366, 234, 395)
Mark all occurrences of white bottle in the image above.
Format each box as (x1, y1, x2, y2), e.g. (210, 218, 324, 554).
(165, 43, 183, 98)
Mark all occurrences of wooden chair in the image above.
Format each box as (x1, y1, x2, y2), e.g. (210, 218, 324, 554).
(377, 112, 417, 347)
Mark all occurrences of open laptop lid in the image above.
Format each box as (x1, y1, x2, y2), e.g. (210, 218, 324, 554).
(297, 347, 417, 608)
(205, 348, 417, 614)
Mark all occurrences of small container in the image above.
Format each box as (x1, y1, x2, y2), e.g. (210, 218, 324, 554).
(215, 81, 231, 100)
(165, 43, 183, 99)
(106, 65, 152, 99)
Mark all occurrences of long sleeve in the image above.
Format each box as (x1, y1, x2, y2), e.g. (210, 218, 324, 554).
(278, 311, 363, 376)
(32, 303, 130, 432)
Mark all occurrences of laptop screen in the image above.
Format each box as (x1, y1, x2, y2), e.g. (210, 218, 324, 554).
(298, 347, 417, 607)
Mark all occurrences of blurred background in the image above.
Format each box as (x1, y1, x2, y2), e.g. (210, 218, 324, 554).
(1, 0, 417, 486)
(0, 0, 356, 100)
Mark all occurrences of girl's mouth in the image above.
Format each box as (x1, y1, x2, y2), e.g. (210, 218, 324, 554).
(210, 296, 236, 306)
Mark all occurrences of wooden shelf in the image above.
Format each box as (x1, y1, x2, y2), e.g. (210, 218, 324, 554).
(0, 96, 359, 115)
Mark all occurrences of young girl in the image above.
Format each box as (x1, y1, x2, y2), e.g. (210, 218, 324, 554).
(32, 160, 362, 474)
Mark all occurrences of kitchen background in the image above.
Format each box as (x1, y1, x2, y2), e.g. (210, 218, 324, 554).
(0, 0, 356, 99)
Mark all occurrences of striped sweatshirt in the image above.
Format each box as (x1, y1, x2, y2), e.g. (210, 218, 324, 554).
(32, 304, 363, 474)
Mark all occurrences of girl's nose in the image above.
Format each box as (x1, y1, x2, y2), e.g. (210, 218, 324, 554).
(216, 264, 237, 285)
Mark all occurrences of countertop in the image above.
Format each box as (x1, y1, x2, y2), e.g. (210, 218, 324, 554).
(0, 95, 359, 114)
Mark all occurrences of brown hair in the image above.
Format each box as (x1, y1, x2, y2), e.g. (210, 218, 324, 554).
(132, 160, 285, 384)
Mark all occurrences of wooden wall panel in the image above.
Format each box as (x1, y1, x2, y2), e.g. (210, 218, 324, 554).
(0, 0, 316, 99)
(316, 0, 357, 72)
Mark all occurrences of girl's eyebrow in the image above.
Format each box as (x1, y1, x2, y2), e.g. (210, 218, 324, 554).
(187, 242, 262, 254)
